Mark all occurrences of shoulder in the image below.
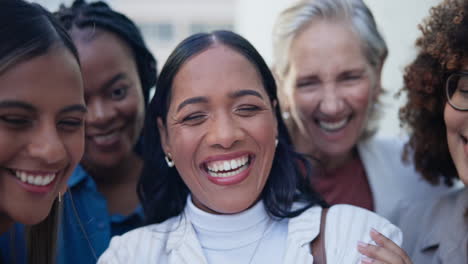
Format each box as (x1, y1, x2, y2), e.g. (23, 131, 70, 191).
(395, 188, 466, 253)
(97, 216, 185, 263)
(324, 205, 402, 262)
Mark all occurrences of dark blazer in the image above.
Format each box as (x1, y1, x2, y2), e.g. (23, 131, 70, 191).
(395, 188, 468, 264)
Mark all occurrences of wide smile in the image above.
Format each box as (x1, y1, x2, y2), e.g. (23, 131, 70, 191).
(201, 153, 254, 186)
(3, 167, 61, 194)
(87, 129, 121, 148)
(315, 116, 351, 132)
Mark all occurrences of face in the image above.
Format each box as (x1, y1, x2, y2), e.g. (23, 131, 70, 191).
(444, 67, 468, 185)
(0, 47, 85, 229)
(287, 21, 378, 166)
(71, 29, 145, 171)
(159, 45, 278, 214)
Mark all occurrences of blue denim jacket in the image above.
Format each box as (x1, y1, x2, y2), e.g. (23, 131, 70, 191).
(0, 165, 144, 264)
(57, 165, 144, 264)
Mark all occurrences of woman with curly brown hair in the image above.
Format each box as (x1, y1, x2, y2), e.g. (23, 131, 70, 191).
(396, 0, 468, 263)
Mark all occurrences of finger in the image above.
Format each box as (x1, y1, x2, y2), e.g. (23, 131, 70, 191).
(358, 242, 403, 264)
(361, 260, 387, 264)
(361, 258, 386, 264)
(370, 229, 411, 263)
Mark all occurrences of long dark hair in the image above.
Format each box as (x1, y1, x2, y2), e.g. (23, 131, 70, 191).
(138, 30, 327, 224)
(0, 1, 80, 264)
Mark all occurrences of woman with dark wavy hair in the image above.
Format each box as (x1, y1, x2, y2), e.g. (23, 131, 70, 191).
(0, 1, 86, 263)
(396, 0, 467, 263)
(98, 30, 409, 264)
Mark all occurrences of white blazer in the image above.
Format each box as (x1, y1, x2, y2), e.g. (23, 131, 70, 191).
(97, 204, 402, 263)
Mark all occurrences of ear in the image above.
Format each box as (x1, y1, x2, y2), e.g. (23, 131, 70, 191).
(157, 117, 170, 155)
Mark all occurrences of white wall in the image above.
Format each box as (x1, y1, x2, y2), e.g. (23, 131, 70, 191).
(235, 0, 442, 137)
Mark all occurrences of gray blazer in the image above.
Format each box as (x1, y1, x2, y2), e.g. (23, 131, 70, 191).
(394, 188, 468, 264)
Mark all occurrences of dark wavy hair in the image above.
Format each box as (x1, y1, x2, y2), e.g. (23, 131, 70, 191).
(138, 30, 327, 224)
(54, 0, 157, 105)
(0, 0, 79, 263)
(399, 0, 468, 186)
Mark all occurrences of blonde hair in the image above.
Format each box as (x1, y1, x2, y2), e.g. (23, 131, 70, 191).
(272, 0, 387, 138)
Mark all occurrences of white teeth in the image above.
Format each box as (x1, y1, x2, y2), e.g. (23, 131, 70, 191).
(206, 155, 249, 173)
(14, 171, 56, 186)
(93, 131, 119, 144)
(318, 118, 349, 131)
(206, 155, 250, 178)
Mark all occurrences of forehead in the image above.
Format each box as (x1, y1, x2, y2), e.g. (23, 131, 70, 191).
(0, 47, 83, 106)
(170, 45, 267, 103)
(70, 29, 137, 88)
(290, 21, 367, 73)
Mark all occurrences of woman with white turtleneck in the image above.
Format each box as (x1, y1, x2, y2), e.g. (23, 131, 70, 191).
(98, 31, 412, 264)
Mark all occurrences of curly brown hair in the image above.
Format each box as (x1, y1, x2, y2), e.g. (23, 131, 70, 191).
(400, 0, 468, 186)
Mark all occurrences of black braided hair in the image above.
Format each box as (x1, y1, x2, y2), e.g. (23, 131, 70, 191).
(55, 0, 157, 104)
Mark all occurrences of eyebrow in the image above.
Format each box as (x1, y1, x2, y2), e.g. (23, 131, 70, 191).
(0, 101, 35, 111)
(176, 96, 209, 113)
(229, 89, 264, 100)
(175, 89, 265, 113)
(0, 100, 87, 114)
(102, 73, 127, 90)
(59, 104, 87, 114)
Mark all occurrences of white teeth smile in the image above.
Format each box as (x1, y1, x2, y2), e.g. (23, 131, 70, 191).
(318, 118, 349, 132)
(206, 155, 250, 178)
(92, 131, 119, 145)
(14, 171, 56, 186)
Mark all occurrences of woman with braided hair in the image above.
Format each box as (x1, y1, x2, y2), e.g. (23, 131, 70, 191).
(53, 1, 157, 263)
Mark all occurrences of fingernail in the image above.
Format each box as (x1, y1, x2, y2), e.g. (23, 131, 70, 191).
(357, 241, 368, 250)
(370, 228, 380, 236)
(361, 259, 373, 264)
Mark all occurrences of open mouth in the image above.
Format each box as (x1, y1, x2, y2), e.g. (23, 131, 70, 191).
(203, 154, 252, 178)
(9, 169, 57, 187)
(316, 116, 351, 132)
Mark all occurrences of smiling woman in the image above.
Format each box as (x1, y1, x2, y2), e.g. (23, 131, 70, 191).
(53, 1, 158, 263)
(0, 0, 85, 263)
(97, 30, 405, 264)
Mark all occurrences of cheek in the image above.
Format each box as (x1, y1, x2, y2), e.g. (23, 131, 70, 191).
(65, 129, 86, 166)
(347, 84, 373, 113)
(293, 92, 320, 117)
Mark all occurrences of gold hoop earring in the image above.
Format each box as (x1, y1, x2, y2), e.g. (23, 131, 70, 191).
(165, 154, 174, 168)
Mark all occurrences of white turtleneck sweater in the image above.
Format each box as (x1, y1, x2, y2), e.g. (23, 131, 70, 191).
(185, 197, 288, 264)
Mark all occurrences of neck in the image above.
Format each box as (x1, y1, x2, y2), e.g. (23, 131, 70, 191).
(292, 128, 357, 173)
(85, 152, 143, 188)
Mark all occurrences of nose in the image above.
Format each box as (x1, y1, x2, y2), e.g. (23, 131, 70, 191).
(28, 123, 67, 166)
(86, 99, 116, 127)
(319, 84, 345, 116)
(206, 112, 245, 149)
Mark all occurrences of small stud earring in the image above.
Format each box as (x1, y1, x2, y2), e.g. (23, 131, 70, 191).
(58, 192, 62, 203)
(275, 139, 278, 147)
(165, 154, 174, 168)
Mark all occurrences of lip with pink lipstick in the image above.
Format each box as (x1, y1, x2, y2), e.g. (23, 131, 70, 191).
(3, 167, 60, 194)
(201, 152, 254, 186)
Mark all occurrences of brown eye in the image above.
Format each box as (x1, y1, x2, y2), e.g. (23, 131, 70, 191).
(110, 86, 128, 100)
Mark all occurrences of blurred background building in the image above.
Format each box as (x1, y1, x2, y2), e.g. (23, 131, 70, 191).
(33, 0, 442, 137)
